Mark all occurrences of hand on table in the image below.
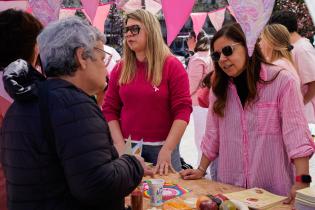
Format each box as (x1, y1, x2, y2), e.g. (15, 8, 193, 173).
(284, 182, 309, 204)
(154, 147, 175, 176)
(134, 155, 154, 177)
(179, 169, 204, 180)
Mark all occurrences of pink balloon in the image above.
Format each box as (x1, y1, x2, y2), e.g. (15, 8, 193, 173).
(227, 0, 275, 56)
(162, 0, 195, 45)
(191, 12, 207, 36)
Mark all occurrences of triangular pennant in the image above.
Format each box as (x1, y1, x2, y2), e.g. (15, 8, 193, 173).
(29, 0, 62, 26)
(208, 7, 226, 32)
(227, 0, 275, 56)
(162, 0, 195, 45)
(0, 0, 29, 11)
(190, 12, 207, 36)
(59, 8, 76, 20)
(227, 5, 235, 17)
(92, 3, 111, 33)
(81, 0, 99, 22)
(122, 0, 161, 15)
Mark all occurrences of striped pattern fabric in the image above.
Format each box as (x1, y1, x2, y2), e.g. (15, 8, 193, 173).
(201, 64, 315, 196)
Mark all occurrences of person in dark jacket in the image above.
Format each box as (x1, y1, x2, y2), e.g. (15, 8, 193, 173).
(0, 17, 149, 210)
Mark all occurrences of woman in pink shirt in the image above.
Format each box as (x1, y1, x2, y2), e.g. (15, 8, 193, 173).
(187, 36, 212, 164)
(103, 9, 192, 175)
(180, 23, 314, 199)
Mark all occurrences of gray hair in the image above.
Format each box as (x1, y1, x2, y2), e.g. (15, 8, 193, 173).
(37, 17, 105, 77)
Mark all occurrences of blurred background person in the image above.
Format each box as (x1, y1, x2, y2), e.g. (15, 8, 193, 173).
(0, 9, 44, 210)
(187, 35, 212, 164)
(103, 9, 192, 175)
(269, 11, 315, 124)
(1, 17, 147, 210)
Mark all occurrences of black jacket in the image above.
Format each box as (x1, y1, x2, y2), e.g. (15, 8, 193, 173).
(0, 61, 144, 210)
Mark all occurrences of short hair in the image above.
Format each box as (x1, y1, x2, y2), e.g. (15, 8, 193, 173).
(37, 17, 105, 77)
(0, 9, 43, 69)
(269, 11, 298, 33)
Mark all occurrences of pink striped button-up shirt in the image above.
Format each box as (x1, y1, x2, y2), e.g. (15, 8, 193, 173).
(201, 64, 315, 196)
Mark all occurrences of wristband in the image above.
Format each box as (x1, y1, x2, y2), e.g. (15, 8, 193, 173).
(296, 175, 312, 184)
(197, 165, 207, 176)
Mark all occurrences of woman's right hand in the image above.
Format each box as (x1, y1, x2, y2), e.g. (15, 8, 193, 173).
(179, 169, 204, 180)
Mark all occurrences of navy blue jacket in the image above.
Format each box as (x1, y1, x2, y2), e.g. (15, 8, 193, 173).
(0, 76, 143, 210)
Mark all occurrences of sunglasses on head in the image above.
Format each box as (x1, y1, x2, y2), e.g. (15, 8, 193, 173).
(123, 25, 141, 35)
(211, 43, 240, 62)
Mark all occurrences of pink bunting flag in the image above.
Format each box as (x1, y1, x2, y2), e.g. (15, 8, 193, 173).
(59, 7, 76, 20)
(0, 0, 29, 11)
(92, 3, 111, 33)
(122, 0, 162, 15)
(227, 0, 275, 56)
(190, 12, 207, 36)
(208, 7, 226, 32)
(162, 0, 195, 45)
(29, 0, 62, 25)
(81, 0, 99, 22)
(227, 5, 235, 17)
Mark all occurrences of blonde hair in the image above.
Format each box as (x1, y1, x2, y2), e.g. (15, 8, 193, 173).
(261, 24, 294, 65)
(119, 9, 171, 86)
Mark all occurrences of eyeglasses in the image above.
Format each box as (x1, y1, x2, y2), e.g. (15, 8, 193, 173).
(123, 25, 141, 35)
(211, 43, 240, 62)
(94, 47, 113, 67)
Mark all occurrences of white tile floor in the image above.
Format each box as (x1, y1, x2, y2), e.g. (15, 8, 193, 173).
(179, 117, 315, 186)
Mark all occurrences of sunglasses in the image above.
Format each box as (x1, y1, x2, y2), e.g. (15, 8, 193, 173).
(123, 25, 141, 35)
(211, 43, 240, 62)
(94, 47, 113, 67)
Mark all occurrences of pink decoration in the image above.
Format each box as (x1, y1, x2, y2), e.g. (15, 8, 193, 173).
(208, 7, 226, 32)
(227, 0, 275, 56)
(59, 8, 76, 20)
(121, 0, 161, 15)
(162, 0, 195, 45)
(29, 0, 61, 25)
(0, 0, 29, 11)
(92, 3, 111, 33)
(227, 5, 235, 17)
(190, 12, 207, 36)
(81, 0, 99, 22)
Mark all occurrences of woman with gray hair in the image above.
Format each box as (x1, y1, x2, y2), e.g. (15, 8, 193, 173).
(0, 17, 150, 210)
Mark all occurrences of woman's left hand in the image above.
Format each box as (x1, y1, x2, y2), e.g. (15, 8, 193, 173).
(284, 182, 309, 204)
(154, 147, 176, 175)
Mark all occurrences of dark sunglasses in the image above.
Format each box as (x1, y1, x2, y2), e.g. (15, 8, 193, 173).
(211, 43, 240, 62)
(123, 25, 141, 35)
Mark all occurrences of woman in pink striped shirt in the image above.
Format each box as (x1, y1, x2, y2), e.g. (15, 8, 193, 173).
(180, 23, 314, 199)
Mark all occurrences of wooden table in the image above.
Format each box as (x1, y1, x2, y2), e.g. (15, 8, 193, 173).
(127, 173, 292, 210)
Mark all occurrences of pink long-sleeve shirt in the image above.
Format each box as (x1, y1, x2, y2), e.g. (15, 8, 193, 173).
(103, 56, 192, 143)
(201, 63, 315, 196)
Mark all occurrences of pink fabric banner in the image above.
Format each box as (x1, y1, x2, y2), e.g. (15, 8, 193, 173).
(81, 0, 99, 22)
(191, 12, 207, 36)
(59, 8, 76, 20)
(208, 7, 226, 32)
(121, 0, 161, 15)
(162, 0, 195, 45)
(0, 0, 29, 11)
(93, 3, 111, 33)
(227, 5, 235, 17)
(227, 0, 275, 56)
(29, 0, 61, 25)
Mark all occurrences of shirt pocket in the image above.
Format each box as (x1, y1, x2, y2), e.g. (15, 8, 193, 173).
(256, 103, 281, 135)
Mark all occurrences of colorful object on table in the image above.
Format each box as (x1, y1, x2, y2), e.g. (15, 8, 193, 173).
(227, 0, 275, 56)
(29, 0, 61, 25)
(143, 181, 191, 201)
